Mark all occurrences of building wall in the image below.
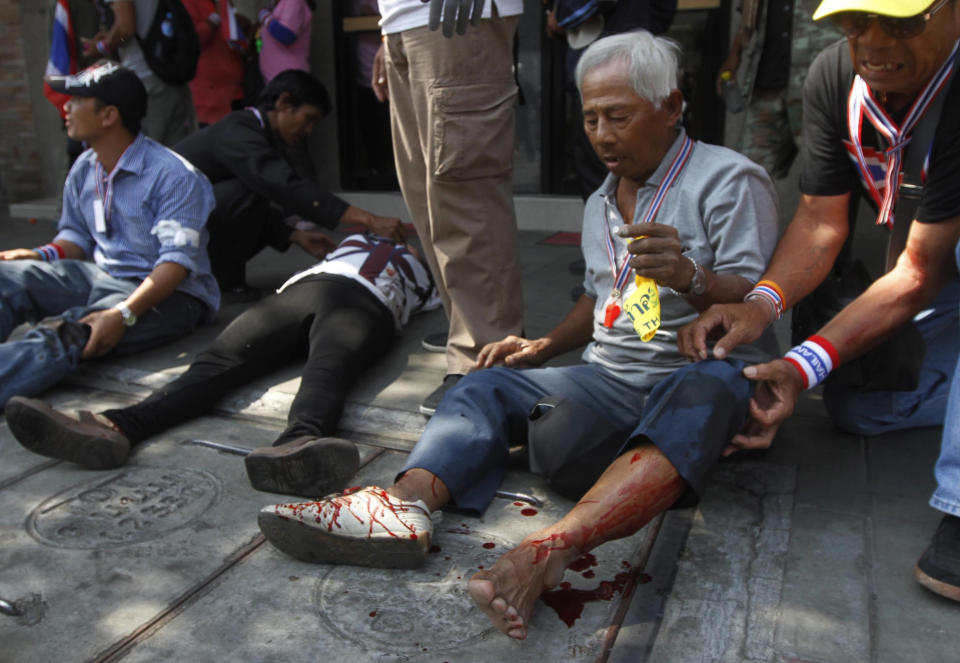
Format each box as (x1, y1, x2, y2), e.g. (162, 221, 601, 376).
(0, 0, 60, 205)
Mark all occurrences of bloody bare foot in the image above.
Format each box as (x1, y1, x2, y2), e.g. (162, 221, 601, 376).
(468, 529, 580, 639)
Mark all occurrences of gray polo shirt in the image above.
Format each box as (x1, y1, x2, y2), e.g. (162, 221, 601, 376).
(581, 128, 780, 389)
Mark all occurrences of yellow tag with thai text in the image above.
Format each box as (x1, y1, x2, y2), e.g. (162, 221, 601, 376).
(624, 274, 660, 341)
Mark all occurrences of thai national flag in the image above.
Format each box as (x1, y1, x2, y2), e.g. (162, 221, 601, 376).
(221, 1, 248, 52)
(43, 0, 78, 118)
(843, 139, 887, 200)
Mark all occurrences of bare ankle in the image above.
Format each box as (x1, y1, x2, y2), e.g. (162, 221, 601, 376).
(524, 529, 583, 572)
(388, 469, 449, 512)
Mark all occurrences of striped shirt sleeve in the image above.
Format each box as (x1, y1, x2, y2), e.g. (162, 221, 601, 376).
(148, 156, 216, 274)
(53, 157, 95, 257)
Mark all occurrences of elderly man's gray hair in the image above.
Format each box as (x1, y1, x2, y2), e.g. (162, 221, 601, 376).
(574, 30, 682, 107)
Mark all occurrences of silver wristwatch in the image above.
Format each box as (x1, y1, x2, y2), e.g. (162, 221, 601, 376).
(672, 256, 706, 297)
(113, 301, 137, 327)
(687, 257, 707, 296)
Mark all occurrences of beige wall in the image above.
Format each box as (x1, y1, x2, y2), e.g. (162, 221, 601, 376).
(0, 1, 61, 202)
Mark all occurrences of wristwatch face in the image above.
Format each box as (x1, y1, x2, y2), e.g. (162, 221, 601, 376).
(115, 303, 137, 326)
(690, 263, 707, 296)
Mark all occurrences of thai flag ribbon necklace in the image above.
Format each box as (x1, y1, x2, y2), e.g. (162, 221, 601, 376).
(602, 133, 694, 329)
(846, 38, 958, 229)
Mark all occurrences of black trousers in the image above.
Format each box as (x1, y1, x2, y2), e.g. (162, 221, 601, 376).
(206, 179, 293, 289)
(105, 276, 395, 447)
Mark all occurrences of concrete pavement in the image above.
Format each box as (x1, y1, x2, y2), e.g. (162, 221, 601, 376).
(1, 209, 956, 662)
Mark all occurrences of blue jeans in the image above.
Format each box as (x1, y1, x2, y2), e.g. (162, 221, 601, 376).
(0, 259, 207, 408)
(823, 277, 959, 434)
(401, 359, 752, 514)
(931, 243, 960, 517)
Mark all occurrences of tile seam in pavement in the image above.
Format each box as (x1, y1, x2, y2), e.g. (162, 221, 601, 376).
(4, 391, 398, 662)
(606, 509, 695, 663)
(744, 479, 791, 662)
(0, 459, 61, 491)
(644, 464, 797, 662)
(91, 532, 266, 663)
(359, 447, 388, 469)
(862, 435, 881, 663)
(596, 512, 666, 663)
(791, 502, 872, 518)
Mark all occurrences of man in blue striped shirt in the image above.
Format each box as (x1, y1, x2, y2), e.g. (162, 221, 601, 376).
(0, 61, 218, 409)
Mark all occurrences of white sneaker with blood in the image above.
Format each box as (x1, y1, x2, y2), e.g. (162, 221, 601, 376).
(257, 485, 434, 569)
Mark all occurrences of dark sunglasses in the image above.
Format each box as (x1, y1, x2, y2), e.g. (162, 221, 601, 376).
(830, 0, 950, 39)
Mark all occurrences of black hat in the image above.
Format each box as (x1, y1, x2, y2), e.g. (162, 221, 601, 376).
(46, 60, 147, 125)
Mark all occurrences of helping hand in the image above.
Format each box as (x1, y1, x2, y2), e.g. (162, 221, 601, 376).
(339, 206, 407, 242)
(368, 215, 407, 242)
(290, 229, 337, 260)
(422, 0, 485, 37)
(676, 299, 774, 361)
(723, 359, 802, 455)
(476, 335, 552, 369)
(79, 308, 126, 360)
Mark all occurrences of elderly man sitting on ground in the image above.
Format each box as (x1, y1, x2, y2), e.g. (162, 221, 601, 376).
(256, 31, 779, 640)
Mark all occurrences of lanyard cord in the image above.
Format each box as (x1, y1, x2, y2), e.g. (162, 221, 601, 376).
(602, 134, 694, 298)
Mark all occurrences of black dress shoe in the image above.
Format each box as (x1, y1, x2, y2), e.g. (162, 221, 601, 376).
(421, 330, 448, 353)
(419, 374, 464, 417)
(915, 514, 960, 602)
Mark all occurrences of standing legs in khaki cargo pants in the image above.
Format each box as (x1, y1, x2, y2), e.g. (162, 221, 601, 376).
(383, 16, 525, 414)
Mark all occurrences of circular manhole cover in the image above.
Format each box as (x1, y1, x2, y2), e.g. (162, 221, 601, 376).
(314, 526, 516, 654)
(27, 467, 220, 548)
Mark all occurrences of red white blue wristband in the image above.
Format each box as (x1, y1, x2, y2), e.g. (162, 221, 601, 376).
(33, 243, 65, 262)
(783, 335, 840, 390)
(744, 279, 785, 321)
(744, 291, 778, 322)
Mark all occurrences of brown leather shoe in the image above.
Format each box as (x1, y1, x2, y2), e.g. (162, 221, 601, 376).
(4, 396, 130, 469)
(244, 436, 359, 498)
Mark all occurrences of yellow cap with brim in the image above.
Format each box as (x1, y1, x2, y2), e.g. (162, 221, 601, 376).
(813, 0, 935, 20)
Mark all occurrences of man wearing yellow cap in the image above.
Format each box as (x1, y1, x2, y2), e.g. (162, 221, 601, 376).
(681, 0, 960, 601)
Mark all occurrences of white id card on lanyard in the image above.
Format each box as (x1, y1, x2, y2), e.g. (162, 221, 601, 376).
(93, 199, 106, 234)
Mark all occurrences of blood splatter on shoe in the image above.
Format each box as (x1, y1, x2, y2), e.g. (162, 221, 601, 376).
(258, 486, 435, 569)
